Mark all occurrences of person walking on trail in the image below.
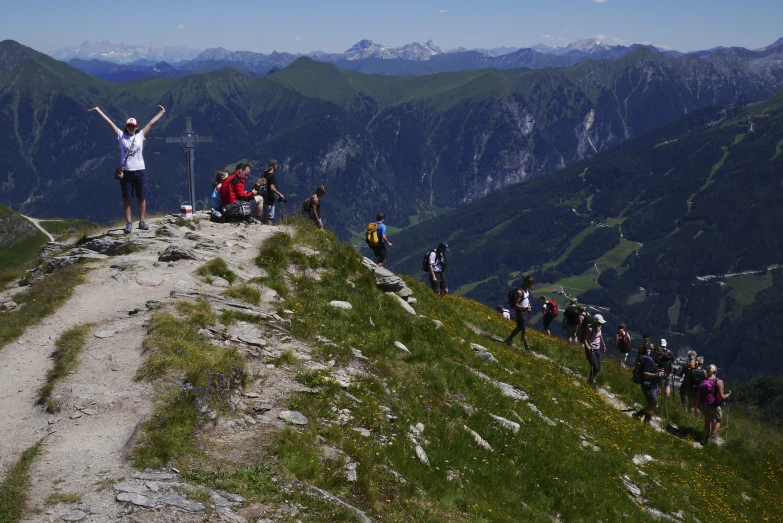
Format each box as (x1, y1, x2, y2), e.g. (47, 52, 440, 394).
(219, 163, 263, 218)
(680, 350, 697, 409)
(88, 105, 166, 233)
(632, 345, 665, 424)
(260, 160, 285, 225)
(366, 213, 392, 266)
(540, 296, 557, 336)
(700, 364, 731, 444)
(658, 339, 675, 398)
(583, 313, 607, 390)
(562, 298, 580, 344)
(428, 242, 449, 297)
(304, 185, 327, 229)
(687, 356, 706, 416)
(615, 323, 632, 369)
(497, 305, 511, 320)
(504, 275, 534, 351)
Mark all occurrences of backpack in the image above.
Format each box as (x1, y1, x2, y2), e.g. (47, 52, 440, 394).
(633, 355, 652, 384)
(617, 332, 632, 354)
(699, 378, 720, 407)
(546, 299, 559, 318)
(691, 368, 707, 389)
(578, 314, 594, 343)
(366, 222, 380, 247)
(508, 287, 522, 307)
(301, 196, 314, 216)
(421, 250, 435, 272)
(222, 202, 252, 222)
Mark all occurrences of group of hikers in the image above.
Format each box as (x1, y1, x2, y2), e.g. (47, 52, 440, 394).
(92, 106, 730, 444)
(208, 161, 327, 230)
(89, 105, 327, 232)
(501, 290, 731, 444)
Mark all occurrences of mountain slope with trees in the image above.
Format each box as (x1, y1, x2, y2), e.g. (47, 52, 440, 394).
(390, 91, 783, 380)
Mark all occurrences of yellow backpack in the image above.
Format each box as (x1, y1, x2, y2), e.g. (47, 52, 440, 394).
(366, 222, 380, 247)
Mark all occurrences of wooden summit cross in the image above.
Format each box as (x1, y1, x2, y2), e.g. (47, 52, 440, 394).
(165, 117, 213, 209)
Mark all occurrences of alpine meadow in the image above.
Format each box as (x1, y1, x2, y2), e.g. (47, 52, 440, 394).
(1, 9, 783, 521)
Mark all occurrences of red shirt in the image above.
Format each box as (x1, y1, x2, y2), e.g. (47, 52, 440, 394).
(219, 172, 254, 206)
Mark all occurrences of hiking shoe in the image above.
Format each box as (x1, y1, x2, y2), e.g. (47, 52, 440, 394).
(591, 382, 599, 391)
(632, 411, 644, 420)
(138, 220, 149, 231)
(123, 222, 132, 234)
(524, 346, 532, 352)
(643, 414, 653, 424)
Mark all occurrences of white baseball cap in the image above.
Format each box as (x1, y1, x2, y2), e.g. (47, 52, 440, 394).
(125, 118, 138, 127)
(593, 314, 606, 324)
(660, 339, 667, 347)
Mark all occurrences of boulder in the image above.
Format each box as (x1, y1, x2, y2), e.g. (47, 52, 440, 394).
(329, 300, 353, 310)
(158, 245, 202, 262)
(279, 410, 308, 425)
(361, 257, 406, 292)
(389, 293, 416, 315)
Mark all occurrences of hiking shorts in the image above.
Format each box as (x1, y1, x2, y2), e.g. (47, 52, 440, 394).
(642, 383, 659, 406)
(120, 169, 148, 200)
(702, 405, 723, 422)
(261, 202, 275, 221)
(430, 271, 447, 293)
(372, 244, 387, 264)
(661, 374, 673, 388)
(564, 323, 579, 339)
(515, 310, 529, 330)
(543, 315, 555, 331)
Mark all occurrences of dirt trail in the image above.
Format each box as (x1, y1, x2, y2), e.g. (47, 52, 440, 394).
(0, 215, 284, 522)
(20, 215, 56, 243)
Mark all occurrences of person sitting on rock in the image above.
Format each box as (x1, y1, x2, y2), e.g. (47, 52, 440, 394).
(219, 162, 263, 219)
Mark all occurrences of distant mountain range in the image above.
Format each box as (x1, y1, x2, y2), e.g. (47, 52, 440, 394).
(50, 41, 201, 64)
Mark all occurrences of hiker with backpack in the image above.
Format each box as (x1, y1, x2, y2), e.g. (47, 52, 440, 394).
(260, 160, 285, 225)
(88, 104, 166, 233)
(658, 339, 675, 398)
(700, 365, 731, 444)
(219, 162, 263, 220)
(426, 242, 449, 297)
(562, 298, 581, 344)
(302, 185, 327, 229)
(632, 344, 665, 424)
(679, 350, 697, 409)
(540, 296, 559, 336)
(582, 313, 607, 390)
(615, 323, 632, 369)
(504, 275, 535, 351)
(687, 356, 707, 416)
(366, 213, 392, 266)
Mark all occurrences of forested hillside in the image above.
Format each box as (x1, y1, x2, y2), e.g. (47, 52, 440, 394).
(3, 39, 783, 239)
(390, 92, 783, 380)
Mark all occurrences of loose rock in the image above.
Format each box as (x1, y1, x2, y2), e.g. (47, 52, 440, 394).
(329, 300, 353, 310)
(394, 341, 410, 354)
(278, 410, 308, 425)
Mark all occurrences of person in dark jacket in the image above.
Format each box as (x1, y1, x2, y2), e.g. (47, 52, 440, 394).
(632, 345, 665, 424)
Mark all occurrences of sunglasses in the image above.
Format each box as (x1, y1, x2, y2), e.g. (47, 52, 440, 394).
(126, 123, 138, 128)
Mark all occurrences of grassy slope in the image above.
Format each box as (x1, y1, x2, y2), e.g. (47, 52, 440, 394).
(174, 220, 783, 522)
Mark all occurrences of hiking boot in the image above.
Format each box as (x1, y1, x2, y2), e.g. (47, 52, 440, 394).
(643, 414, 653, 424)
(123, 222, 132, 234)
(632, 411, 644, 420)
(138, 220, 149, 231)
(591, 382, 599, 391)
(524, 346, 532, 352)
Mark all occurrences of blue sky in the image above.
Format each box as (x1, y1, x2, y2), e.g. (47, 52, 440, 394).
(4, 0, 782, 54)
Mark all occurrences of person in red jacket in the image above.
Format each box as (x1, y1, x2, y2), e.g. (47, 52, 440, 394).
(219, 162, 263, 217)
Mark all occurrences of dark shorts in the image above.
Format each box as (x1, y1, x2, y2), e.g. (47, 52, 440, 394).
(120, 169, 148, 200)
(430, 271, 447, 292)
(372, 244, 387, 264)
(515, 310, 529, 329)
(642, 383, 659, 406)
(543, 315, 554, 330)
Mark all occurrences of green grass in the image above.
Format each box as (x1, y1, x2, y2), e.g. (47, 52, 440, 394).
(270, 349, 298, 366)
(541, 225, 598, 271)
(0, 440, 43, 523)
(38, 219, 98, 239)
(44, 492, 82, 505)
(453, 275, 498, 296)
(687, 145, 730, 212)
(727, 272, 775, 308)
(592, 237, 640, 273)
(0, 265, 87, 351)
(38, 324, 93, 412)
(196, 258, 238, 285)
(133, 300, 246, 468)
(239, 223, 783, 522)
(772, 139, 783, 161)
(668, 296, 681, 327)
(222, 284, 262, 305)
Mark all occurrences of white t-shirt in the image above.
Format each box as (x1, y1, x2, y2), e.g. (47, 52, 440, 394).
(520, 289, 530, 309)
(428, 251, 444, 272)
(118, 129, 145, 171)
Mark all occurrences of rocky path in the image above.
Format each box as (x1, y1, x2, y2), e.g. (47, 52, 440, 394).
(0, 214, 284, 522)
